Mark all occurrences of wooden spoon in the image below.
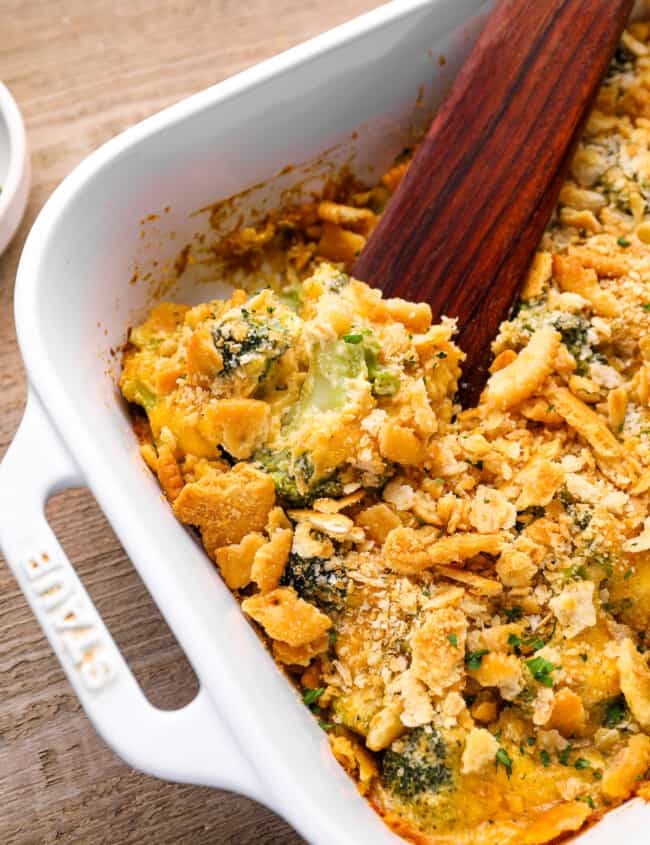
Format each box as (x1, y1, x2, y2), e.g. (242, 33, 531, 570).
(352, 0, 634, 406)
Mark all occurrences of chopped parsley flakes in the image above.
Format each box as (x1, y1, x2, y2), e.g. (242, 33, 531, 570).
(495, 748, 513, 777)
(526, 656, 560, 687)
(303, 687, 325, 706)
(465, 649, 489, 670)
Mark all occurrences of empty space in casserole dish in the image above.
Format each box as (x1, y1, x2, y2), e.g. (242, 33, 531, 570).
(15, 1, 649, 842)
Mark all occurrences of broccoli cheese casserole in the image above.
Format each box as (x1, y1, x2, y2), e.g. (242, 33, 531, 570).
(120, 25, 650, 845)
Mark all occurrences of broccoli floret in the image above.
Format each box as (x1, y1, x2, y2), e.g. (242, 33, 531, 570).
(210, 292, 300, 391)
(261, 333, 396, 499)
(288, 336, 365, 419)
(253, 449, 343, 506)
(289, 330, 399, 422)
(253, 308, 397, 500)
(253, 448, 301, 502)
(342, 330, 400, 395)
(382, 727, 452, 799)
(553, 313, 588, 357)
(558, 486, 593, 530)
(501, 305, 606, 378)
(212, 315, 276, 376)
(551, 313, 604, 376)
(294, 453, 344, 500)
(281, 552, 348, 611)
(261, 332, 397, 498)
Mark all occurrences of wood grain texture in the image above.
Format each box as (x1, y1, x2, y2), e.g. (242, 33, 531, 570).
(0, 2, 381, 843)
(353, 0, 634, 405)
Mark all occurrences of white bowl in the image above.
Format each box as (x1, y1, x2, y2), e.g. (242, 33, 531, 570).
(0, 82, 30, 256)
(0, 2, 647, 843)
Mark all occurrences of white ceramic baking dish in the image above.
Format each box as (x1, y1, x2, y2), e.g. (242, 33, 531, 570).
(1, 1, 648, 842)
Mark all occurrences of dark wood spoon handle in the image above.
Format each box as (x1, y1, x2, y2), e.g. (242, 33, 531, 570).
(352, 0, 634, 405)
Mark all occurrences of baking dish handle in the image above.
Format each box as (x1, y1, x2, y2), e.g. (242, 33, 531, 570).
(0, 390, 264, 802)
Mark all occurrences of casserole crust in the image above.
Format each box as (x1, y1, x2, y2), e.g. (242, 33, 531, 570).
(119, 24, 650, 845)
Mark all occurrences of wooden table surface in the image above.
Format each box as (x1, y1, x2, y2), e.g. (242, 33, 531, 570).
(0, 2, 380, 842)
